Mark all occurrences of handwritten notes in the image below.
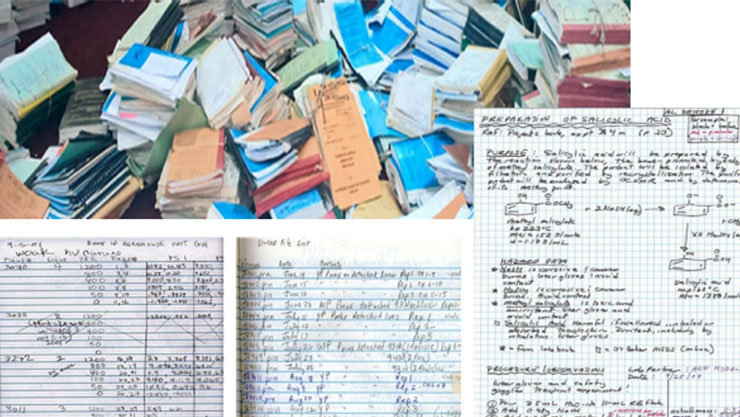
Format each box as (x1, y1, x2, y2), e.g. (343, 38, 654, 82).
(238, 234, 461, 416)
(0, 238, 224, 417)
(475, 108, 740, 417)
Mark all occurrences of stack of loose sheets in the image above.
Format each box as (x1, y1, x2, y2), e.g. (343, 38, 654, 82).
(233, 0, 296, 70)
(533, 0, 630, 107)
(156, 127, 240, 218)
(433, 46, 510, 142)
(0, 33, 77, 152)
(102, 43, 197, 167)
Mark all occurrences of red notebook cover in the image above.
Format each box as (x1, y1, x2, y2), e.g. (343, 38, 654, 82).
(560, 24, 630, 45)
(253, 171, 331, 217)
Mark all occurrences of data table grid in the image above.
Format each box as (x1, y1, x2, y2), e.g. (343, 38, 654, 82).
(237, 235, 462, 417)
(0, 238, 224, 417)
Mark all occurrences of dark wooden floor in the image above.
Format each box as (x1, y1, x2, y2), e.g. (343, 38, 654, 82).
(19, 0, 160, 218)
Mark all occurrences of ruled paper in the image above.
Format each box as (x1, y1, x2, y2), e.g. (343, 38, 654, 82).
(238, 235, 462, 416)
(0, 238, 224, 417)
(475, 108, 740, 417)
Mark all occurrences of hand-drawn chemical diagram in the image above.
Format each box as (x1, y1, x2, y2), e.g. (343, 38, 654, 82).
(669, 223, 732, 271)
(674, 193, 735, 217)
(504, 193, 573, 216)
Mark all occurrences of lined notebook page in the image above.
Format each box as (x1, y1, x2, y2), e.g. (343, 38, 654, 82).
(0, 238, 224, 417)
(238, 234, 462, 416)
(475, 108, 740, 416)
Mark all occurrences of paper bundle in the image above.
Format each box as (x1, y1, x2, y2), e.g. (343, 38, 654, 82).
(233, 0, 296, 70)
(433, 46, 510, 142)
(0, 33, 77, 152)
(102, 43, 196, 154)
(412, 0, 467, 73)
(32, 133, 133, 219)
(533, 1, 630, 108)
(12, 0, 49, 32)
(156, 127, 241, 219)
(384, 133, 454, 213)
(197, 37, 263, 129)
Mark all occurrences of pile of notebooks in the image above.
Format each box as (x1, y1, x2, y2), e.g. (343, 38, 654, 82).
(156, 127, 241, 219)
(242, 48, 290, 128)
(181, 0, 234, 44)
(58, 77, 109, 143)
(31, 132, 136, 219)
(413, 0, 468, 73)
(197, 37, 262, 129)
(533, 0, 631, 107)
(384, 132, 454, 213)
(229, 118, 330, 218)
(102, 43, 197, 174)
(462, 0, 531, 49)
(12, 0, 49, 32)
(233, 0, 296, 70)
(0, 33, 77, 152)
(433, 46, 510, 143)
(104, 0, 184, 68)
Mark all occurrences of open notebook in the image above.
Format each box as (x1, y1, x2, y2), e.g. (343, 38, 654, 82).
(0, 238, 224, 416)
(238, 233, 462, 416)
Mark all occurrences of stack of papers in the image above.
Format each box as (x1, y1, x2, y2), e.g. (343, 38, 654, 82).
(0, 33, 77, 152)
(539, 0, 630, 45)
(433, 46, 510, 142)
(461, 0, 532, 48)
(371, 0, 421, 59)
(412, 0, 467, 73)
(384, 132, 454, 213)
(250, 135, 329, 217)
(233, 0, 296, 70)
(533, 0, 630, 107)
(0, 0, 15, 61)
(331, 1, 390, 86)
(197, 37, 261, 129)
(102, 43, 197, 154)
(103, 0, 184, 67)
(229, 117, 313, 191)
(156, 127, 240, 219)
(180, 0, 232, 51)
(276, 40, 338, 93)
(12, 0, 49, 32)
(242, 49, 290, 128)
(32, 132, 133, 219)
(58, 77, 109, 143)
(387, 70, 435, 137)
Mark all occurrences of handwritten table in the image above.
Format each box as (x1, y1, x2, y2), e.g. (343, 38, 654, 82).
(0, 238, 224, 417)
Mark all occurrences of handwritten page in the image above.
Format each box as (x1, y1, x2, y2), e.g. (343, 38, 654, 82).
(0, 238, 224, 416)
(238, 233, 462, 416)
(475, 108, 740, 417)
